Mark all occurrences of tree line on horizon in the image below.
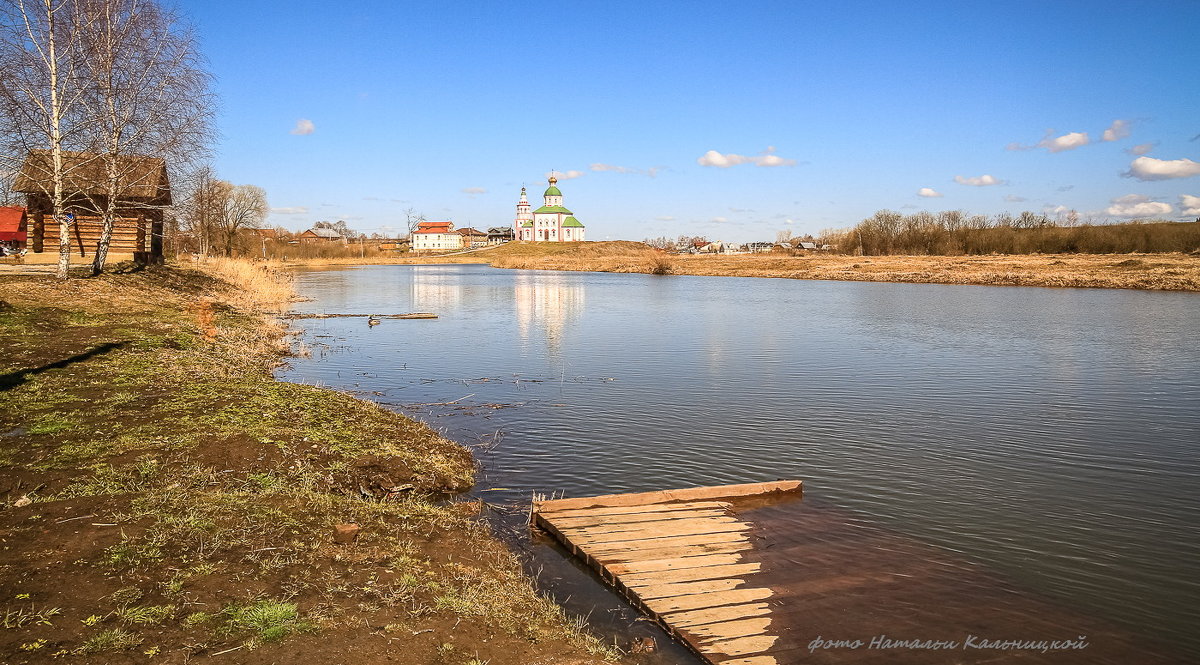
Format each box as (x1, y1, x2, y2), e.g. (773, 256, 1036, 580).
(818, 210, 1199, 255)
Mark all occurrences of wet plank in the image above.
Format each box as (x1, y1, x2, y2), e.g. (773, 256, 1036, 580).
(534, 482, 798, 665)
(534, 480, 801, 512)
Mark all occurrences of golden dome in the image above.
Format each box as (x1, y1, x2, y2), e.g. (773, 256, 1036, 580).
(548, 176, 558, 184)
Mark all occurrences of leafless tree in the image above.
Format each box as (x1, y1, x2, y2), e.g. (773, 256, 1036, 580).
(216, 183, 266, 256)
(177, 164, 222, 255)
(0, 0, 96, 278)
(404, 206, 425, 237)
(71, 0, 214, 274)
(1, 0, 212, 276)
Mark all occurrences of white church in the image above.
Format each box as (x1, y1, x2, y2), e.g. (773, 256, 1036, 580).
(514, 176, 586, 242)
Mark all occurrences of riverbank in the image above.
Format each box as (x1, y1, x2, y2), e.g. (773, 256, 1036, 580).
(485, 243, 1200, 291)
(0, 262, 613, 664)
(268, 242, 1200, 291)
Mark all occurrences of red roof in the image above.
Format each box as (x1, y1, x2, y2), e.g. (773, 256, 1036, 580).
(0, 207, 26, 233)
(415, 221, 452, 233)
(0, 207, 27, 241)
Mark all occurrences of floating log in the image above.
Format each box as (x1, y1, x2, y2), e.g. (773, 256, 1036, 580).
(287, 312, 438, 319)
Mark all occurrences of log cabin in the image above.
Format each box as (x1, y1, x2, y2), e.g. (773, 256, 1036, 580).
(12, 150, 170, 264)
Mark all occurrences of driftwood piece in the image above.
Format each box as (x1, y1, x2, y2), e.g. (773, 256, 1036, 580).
(286, 312, 437, 319)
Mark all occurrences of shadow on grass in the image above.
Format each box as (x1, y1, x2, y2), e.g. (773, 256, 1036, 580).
(0, 341, 130, 391)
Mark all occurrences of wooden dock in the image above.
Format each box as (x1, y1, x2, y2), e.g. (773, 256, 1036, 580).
(533, 480, 802, 665)
(533, 481, 1182, 665)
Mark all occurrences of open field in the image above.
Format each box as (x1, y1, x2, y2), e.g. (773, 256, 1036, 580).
(0, 262, 614, 664)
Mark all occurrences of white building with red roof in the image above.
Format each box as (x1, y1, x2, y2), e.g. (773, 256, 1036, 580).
(412, 220, 463, 251)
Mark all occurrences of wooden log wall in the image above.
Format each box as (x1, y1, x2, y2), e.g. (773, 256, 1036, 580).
(32, 214, 150, 256)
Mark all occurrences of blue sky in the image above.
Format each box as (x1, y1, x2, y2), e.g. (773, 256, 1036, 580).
(183, 0, 1200, 242)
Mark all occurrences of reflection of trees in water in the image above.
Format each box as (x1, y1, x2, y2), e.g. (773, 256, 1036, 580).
(514, 272, 585, 360)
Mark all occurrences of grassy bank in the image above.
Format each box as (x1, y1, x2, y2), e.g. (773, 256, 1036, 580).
(0, 262, 613, 664)
(456, 242, 1200, 291)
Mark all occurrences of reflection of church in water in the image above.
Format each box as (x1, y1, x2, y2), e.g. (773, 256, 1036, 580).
(514, 272, 585, 360)
(514, 177, 586, 242)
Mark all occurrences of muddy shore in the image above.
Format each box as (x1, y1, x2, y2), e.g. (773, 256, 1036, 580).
(0, 262, 614, 664)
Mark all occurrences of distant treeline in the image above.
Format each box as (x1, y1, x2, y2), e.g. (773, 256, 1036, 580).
(821, 211, 1200, 255)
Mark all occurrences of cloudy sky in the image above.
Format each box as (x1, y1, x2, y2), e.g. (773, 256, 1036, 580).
(185, 0, 1200, 241)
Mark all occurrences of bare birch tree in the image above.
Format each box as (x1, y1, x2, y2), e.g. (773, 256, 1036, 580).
(71, 0, 213, 274)
(0, 0, 96, 278)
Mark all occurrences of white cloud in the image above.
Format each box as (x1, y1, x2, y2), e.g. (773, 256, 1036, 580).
(545, 170, 584, 180)
(954, 174, 1004, 186)
(710, 216, 728, 223)
(783, 218, 794, 225)
(1125, 156, 1200, 181)
(655, 215, 675, 221)
(1102, 119, 1131, 142)
(270, 206, 308, 215)
(1042, 131, 1089, 152)
(290, 119, 315, 135)
(917, 187, 943, 198)
(591, 163, 634, 174)
(1127, 143, 1154, 156)
(1004, 194, 1027, 203)
(591, 163, 661, 177)
(1105, 194, 1173, 217)
(1044, 204, 1070, 215)
(697, 146, 796, 168)
(1181, 194, 1200, 216)
(461, 187, 486, 195)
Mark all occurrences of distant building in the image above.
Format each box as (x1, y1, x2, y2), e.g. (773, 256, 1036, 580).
(487, 226, 514, 244)
(456, 227, 488, 247)
(514, 176, 586, 242)
(412, 221, 462, 251)
(300, 228, 342, 243)
(746, 242, 774, 253)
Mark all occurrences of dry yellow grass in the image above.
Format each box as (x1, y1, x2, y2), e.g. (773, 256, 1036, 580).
(662, 252, 1200, 290)
(474, 243, 1200, 291)
(189, 256, 297, 310)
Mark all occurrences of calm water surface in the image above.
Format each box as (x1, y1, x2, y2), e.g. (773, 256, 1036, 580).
(278, 264, 1200, 658)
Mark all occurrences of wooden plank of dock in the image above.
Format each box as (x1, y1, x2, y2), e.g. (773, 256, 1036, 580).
(533, 481, 1184, 665)
(533, 480, 802, 664)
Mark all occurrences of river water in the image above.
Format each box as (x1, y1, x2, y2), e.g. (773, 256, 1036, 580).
(278, 264, 1200, 660)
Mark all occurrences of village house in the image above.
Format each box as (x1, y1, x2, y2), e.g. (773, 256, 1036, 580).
(12, 150, 169, 263)
(299, 228, 342, 243)
(412, 220, 462, 251)
(487, 226, 514, 244)
(514, 177, 586, 242)
(456, 227, 488, 247)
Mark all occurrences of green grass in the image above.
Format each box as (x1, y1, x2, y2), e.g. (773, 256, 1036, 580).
(220, 600, 313, 644)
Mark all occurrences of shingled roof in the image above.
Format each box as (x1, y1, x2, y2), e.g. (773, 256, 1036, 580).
(12, 150, 171, 204)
